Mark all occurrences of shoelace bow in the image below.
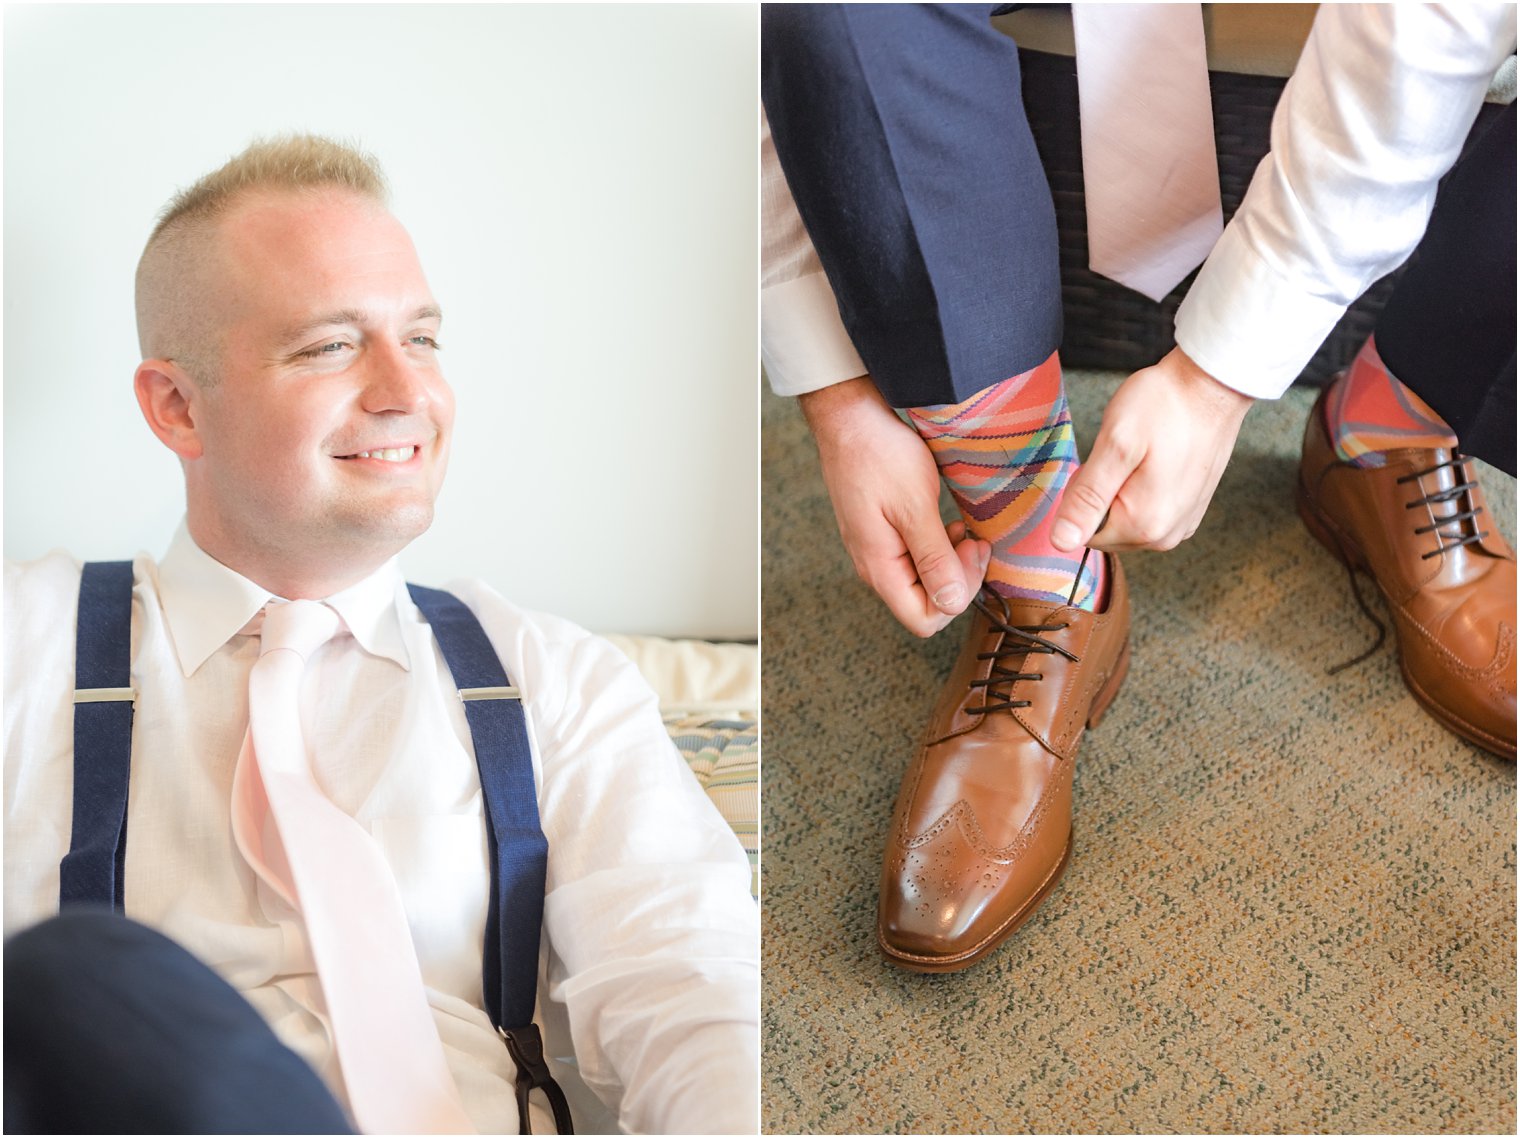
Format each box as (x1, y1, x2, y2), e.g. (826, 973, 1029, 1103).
(968, 548, 1089, 714)
(1330, 453, 1490, 676)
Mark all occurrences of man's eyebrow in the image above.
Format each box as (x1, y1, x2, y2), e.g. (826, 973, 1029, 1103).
(278, 305, 444, 345)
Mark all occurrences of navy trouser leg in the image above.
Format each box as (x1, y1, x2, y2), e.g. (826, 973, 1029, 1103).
(4, 911, 354, 1135)
(1375, 100, 1516, 476)
(762, 3, 1062, 407)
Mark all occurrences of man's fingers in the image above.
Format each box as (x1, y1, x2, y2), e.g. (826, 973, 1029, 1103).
(1051, 437, 1137, 551)
(849, 517, 958, 635)
(1086, 445, 1203, 551)
(868, 551, 956, 638)
(895, 511, 977, 615)
(853, 528, 989, 637)
(955, 536, 991, 597)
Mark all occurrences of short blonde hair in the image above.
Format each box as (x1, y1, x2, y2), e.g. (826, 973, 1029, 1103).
(135, 135, 391, 380)
(146, 134, 389, 246)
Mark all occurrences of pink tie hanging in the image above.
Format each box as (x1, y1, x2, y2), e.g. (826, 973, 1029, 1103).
(231, 599, 475, 1134)
(1071, 3, 1225, 302)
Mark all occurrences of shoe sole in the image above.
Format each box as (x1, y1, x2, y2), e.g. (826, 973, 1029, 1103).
(1294, 479, 1517, 762)
(878, 636, 1132, 973)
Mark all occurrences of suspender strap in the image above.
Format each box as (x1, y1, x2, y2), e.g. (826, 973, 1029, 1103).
(60, 560, 136, 911)
(407, 585, 572, 1135)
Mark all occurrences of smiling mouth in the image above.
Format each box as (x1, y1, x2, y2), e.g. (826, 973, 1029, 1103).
(336, 446, 419, 463)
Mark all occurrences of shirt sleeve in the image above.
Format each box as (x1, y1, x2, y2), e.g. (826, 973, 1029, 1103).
(4, 552, 89, 938)
(761, 104, 870, 396)
(454, 582, 759, 1135)
(1174, 3, 1518, 400)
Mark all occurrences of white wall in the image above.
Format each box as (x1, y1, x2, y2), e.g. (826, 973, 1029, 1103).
(3, 3, 758, 640)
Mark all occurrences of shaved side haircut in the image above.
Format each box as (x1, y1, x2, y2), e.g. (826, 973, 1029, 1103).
(135, 135, 390, 384)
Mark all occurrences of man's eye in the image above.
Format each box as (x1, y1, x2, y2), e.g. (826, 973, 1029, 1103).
(300, 341, 350, 358)
(409, 335, 442, 350)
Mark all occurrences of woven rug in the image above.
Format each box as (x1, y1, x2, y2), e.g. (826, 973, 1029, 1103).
(760, 372, 1516, 1135)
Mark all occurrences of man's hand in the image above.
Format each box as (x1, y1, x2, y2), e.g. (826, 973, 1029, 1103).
(799, 376, 990, 637)
(1050, 347, 1254, 553)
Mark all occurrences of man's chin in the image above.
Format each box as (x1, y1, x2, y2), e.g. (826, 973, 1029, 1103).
(326, 499, 436, 556)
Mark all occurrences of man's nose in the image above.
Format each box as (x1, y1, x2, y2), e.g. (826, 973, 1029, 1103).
(361, 341, 439, 415)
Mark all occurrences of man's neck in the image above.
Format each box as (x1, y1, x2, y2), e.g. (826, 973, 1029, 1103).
(185, 521, 398, 601)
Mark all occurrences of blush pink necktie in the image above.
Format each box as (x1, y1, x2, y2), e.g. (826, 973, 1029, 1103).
(230, 599, 475, 1135)
(1071, 3, 1224, 302)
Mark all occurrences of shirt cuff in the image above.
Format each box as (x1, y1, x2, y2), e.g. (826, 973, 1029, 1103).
(1173, 222, 1353, 401)
(761, 272, 868, 397)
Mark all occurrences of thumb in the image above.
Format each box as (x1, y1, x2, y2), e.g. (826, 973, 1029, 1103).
(899, 511, 973, 615)
(1051, 436, 1133, 551)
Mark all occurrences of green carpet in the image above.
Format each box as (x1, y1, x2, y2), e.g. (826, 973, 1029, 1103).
(761, 372, 1516, 1135)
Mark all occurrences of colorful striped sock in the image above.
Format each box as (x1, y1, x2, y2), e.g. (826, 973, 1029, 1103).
(905, 352, 1106, 612)
(1327, 336, 1458, 468)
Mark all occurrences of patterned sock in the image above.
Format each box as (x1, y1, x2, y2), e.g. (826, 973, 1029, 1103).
(1326, 336, 1458, 468)
(905, 351, 1107, 612)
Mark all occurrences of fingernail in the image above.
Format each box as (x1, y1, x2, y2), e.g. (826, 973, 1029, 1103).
(932, 582, 963, 611)
(1051, 520, 1080, 550)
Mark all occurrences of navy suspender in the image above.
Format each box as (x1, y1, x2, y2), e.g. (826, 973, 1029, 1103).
(406, 585, 573, 1134)
(59, 560, 135, 912)
(62, 565, 572, 1135)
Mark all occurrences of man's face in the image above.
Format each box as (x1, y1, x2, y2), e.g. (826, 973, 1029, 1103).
(182, 189, 454, 582)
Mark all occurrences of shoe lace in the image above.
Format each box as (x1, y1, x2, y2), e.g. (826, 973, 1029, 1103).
(967, 549, 1087, 714)
(1328, 453, 1489, 676)
(1398, 454, 1490, 559)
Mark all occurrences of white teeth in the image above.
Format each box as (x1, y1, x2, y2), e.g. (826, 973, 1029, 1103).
(351, 447, 416, 462)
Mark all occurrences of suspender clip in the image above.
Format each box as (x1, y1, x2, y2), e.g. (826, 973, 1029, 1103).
(460, 686, 521, 702)
(73, 687, 136, 705)
(500, 1023, 575, 1134)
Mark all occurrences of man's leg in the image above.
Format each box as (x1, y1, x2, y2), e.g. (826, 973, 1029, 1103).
(1300, 101, 1516, 760)
(761, 3, 1062, 408)
(764, 4, 1130, 971)
(906, 353, 1106, 610)
(765, 2, 1107, 612)
(5, 911, 355, 1135)
(1361, 100, 1517, 476)
(1323, 335, 1459, 467)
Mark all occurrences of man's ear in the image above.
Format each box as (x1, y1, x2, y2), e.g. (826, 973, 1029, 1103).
(134, 359, 206, 460)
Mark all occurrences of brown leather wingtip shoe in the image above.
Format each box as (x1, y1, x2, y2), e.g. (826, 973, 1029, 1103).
(1297, 387, 1517, 761)
(878, 555, 1131, 972)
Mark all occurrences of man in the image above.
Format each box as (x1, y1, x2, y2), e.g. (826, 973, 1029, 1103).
(5, 136, 759, 1134)
(762, 2, 1515, 972)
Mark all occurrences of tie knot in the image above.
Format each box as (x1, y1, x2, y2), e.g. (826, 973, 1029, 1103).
(259, 599, 341, 661)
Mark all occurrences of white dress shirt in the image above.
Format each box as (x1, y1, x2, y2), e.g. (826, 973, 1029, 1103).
(4, 525, 759, 1135)
(761, 3, 1517, 401)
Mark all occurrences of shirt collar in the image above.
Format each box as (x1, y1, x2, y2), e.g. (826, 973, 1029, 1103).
(157, 523, 412, 676)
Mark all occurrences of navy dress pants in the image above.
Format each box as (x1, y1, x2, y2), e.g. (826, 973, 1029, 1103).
(4, 911, 354, 1135)
(762, 3, 1062, 408)
(1375, 99, 1517, 476)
